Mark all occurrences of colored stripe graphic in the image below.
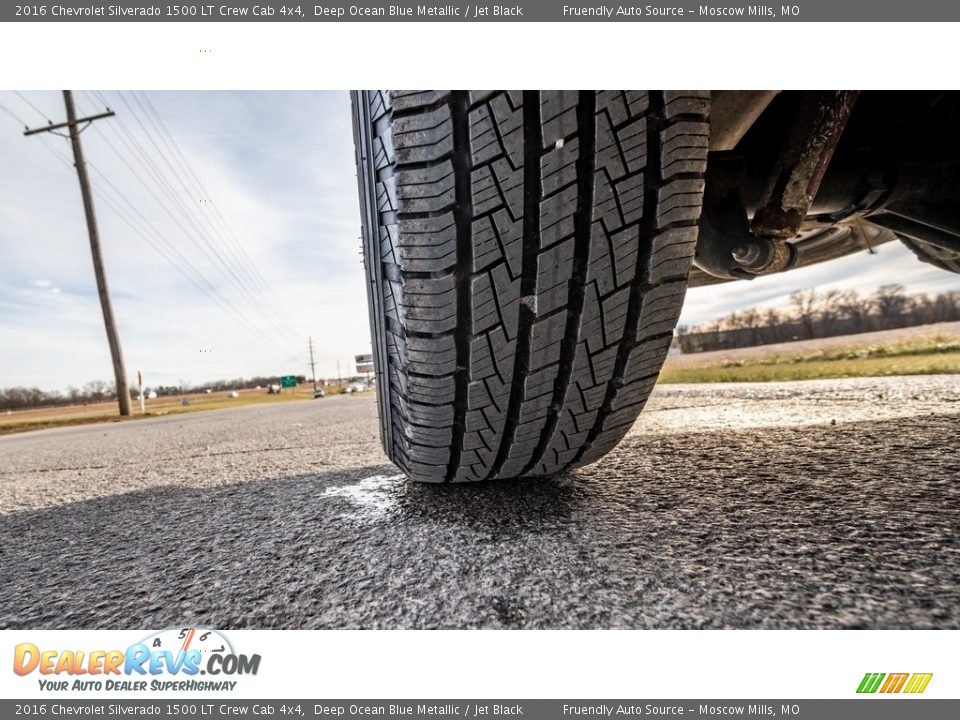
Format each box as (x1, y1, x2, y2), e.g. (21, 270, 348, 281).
(880, 673, 909, 693)
(857, 672, 933, 694)
(857, 673, 885, 693)
(904, 673, 934, 694)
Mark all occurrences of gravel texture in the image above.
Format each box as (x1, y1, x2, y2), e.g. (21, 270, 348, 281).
(1, 375, 958, 629)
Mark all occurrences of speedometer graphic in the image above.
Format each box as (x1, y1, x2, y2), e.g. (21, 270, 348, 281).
(141, 626, 234, 661)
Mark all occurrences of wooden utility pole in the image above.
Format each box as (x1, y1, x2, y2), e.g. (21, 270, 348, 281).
(308, 337, 318, 391)
(25, 91, 131, 416)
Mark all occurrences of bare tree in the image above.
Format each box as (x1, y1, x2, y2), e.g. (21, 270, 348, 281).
(838, 291, 872, 333)
(872, 284, 908, 322)
(678, 285, 959, 354)
(818, 289, 845, 336)
(740, 307, 763, 345)
(83, 379, 111, 402)
(790, 289, 819, 339)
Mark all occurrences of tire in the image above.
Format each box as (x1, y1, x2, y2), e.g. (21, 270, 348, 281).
(352, 90, 709, 483)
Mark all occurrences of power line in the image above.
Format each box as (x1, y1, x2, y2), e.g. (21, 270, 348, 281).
(134, 90, 302, 339)
(75, 93, 300, 354)
(42, 136, 298, 359)
(7, 92, 304, 361)
(85, 159, 296, 356)
(121, 90, 303, 340)
(6, 103, 300, 360)
(82, 91, 301, 350)
(0, 99, 29, 128)
(13, 91, 51, 123)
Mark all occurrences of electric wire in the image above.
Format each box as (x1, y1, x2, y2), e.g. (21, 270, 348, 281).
(37, 132, 297, 358)
(122, 90, 304, 341)
(133, 90, 303, 339)
(0, 99, 29, 127)
(3, 94, 300, 359)
(74, 92, 301, 353)
(13, 91, 51, 123)
(90, 91, 302, 348)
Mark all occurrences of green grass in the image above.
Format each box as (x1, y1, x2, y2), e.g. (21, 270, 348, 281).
(660, 337, 960, 384)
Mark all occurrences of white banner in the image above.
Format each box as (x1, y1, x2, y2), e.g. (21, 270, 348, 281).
(2, 630, 956, 700)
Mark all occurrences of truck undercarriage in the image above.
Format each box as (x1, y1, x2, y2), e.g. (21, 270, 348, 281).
(690, 90, 960, 287)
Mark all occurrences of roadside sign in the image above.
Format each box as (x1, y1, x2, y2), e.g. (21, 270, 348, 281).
(355, 353, 374, 375)
(280, 375, 297, 388)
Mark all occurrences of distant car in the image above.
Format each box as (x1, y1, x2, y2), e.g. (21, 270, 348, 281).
(314, 388, 325, 399)
(267, 384, 281, 394)
(227, 391, 240, 398)
(345, 381, 369, 394)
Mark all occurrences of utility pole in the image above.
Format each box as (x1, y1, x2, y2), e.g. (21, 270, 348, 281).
(25, 91, 131, 416)
(308, 337, 318, 391)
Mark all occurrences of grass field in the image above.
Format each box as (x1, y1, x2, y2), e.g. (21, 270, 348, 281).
(660, 335, 960, 384)
(0, 385, 355, 436)
(6, 325, 959, 435)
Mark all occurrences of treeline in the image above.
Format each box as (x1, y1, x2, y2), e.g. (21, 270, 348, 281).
(676, 285, 960, 354)
(0, 374, 307, 412)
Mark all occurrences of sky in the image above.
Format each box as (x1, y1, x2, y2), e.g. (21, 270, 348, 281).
(0, 90, 368, 392)
(1, 90, 958, 393)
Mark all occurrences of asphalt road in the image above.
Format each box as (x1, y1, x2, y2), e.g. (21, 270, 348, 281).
(1, 376, 958, 629)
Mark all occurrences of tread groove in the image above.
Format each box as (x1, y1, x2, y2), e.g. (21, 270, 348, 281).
(522, 91, 596, 476)
(487, 90, 541, 480)
(567, 92, 666, 469)
(444, 91, 474, 483)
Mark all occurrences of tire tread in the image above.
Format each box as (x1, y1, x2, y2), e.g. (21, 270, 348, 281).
(353, 90, 709, 482)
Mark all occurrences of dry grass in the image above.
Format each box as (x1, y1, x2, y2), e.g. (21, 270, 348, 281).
(0, 386, 331, 436)
(660, 336, 960, 383)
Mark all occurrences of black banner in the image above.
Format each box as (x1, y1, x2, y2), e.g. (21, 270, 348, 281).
(4, 1, 960, 22)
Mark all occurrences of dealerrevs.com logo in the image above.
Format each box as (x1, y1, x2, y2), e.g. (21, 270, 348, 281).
(857, 673, 933, 694)
(13, 627, 260, 693)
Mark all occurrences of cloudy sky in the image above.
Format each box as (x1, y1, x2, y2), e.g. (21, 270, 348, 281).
(1, 90, 366, 392)
(1, 90, 958, 393)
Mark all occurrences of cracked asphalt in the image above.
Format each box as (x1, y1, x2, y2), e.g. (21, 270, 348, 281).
(1, 375, 958, 629)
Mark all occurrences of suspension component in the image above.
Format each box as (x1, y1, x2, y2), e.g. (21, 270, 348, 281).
(695, 92, 857, 280)
(751, 91, 859, 240)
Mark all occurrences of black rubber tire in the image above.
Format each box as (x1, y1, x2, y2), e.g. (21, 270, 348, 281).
(352, 90, 709, 483)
